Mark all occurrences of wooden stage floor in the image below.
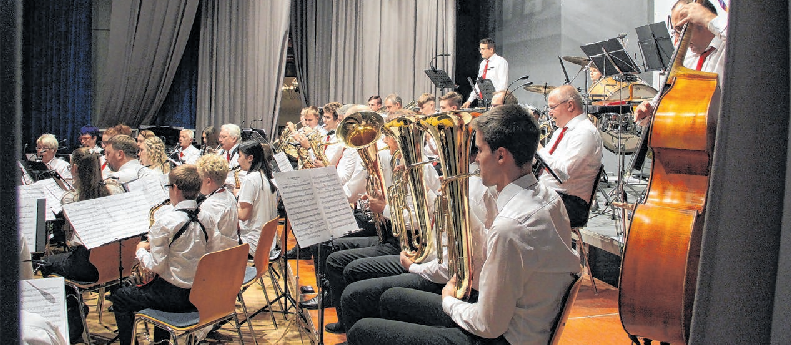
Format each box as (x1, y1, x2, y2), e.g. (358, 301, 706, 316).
(75, 222, 636, 344)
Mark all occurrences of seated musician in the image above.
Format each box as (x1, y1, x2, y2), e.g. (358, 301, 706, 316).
(383, 94, 403, 116)
(589, 65, 603, 83)
(139, 136, 172, 176)
(417, 93, 436, 115)
(100, 124, 132, 178)
(200, 126, 220, 155)
(311, 102, 345, 167)
(291, 106, 327, 168)
(36, 133, 72, 181)
(635, 0, 727, 125)
(38, 147, 125, 343)
(136, 129, 156, 149)
(79, 125, 102, 154)
(218, 123, 243, 188)
(237, 141, 279, 256)
(439, 91, 463, 112)
(368, 95, 384, 113)
(104, 134, 156, 184)
(110, 165, 209, 345)
(176, 129, 201, 165)
(336, 147, 489, 334)
(196, 154, 239, 253)
(537, 85, 603, 227)
(347, 104, 581, 345)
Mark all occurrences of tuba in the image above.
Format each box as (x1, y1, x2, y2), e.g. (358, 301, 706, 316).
(337, 111, 389, 240)
(383, 114, 435, 263)
(420, 111, 478, 299)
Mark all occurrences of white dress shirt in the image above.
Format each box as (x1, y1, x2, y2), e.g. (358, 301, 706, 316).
(200, 188, 240, 253)
(442, 174, 580, 344)
(46, 157, 72, 181)
(467, 53, 509, 103)
(323, 132, 345, 166)
(137, 199, 208, 289)
(538, 114, 603, 203)
(177, 145, 201, 165)
(237, 171, 278, 255)
(111, 159, 156, 184)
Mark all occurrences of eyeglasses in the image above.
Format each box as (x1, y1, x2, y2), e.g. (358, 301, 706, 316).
(36, 147, 52, 152)
(548, 99, 571, 111)
(164, 184, 175, 190)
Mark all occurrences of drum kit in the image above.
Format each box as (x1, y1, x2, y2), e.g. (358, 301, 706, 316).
(523, 55, 657, 154)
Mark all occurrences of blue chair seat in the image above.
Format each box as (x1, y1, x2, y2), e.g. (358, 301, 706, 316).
(243, 266, 257, 285)
(137, 308, 200, 329)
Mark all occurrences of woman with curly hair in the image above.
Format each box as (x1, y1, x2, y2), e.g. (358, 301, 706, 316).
(139, 136, 171, 175)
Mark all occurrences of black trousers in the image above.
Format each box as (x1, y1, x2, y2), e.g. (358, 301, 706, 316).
(110, 276, 195, 345)
(559, 192, 589, 228)
(340, 271, 442, 330)
(347, 287, 509, 345)
(325, 237, 401, 320)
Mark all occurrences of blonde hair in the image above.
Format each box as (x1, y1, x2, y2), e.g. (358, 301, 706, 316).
(196, 154, 229, 185)
(36, 133, 59, 150)
(143, 136, 171, 174)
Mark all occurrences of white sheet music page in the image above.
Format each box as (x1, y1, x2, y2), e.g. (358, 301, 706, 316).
(33, 178, 68, 215)
(274, 167, 357, 247)
(273, 152, 294, 172)
(63, 190, 150, 249)
(125, 174, 169, 207)
(20, 277, 69, 342)
(17, 197, 39, 253)
(18, 184, 55, 221)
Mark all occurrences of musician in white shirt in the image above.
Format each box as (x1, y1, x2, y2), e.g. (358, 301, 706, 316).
(463, 38, 509, 109)
(104, 134, 155, 184)
(196, 154, 239, 253)
(36, 133, 72, 181)
(347, 104, 580, 345)
(110, 165, 209, 345)
(237, 141, 279, 256)
(218, 123, 242, 187)
(176, 129, 201, 165)
(79, 125, 103, 154)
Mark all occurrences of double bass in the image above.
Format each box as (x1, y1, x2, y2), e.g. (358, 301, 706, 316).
(618, 1, 719, 343)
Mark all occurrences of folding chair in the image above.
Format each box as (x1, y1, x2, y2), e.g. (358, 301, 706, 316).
(571, 165, 605, 294)
(548, 274, 584, 345)
(63, 236, 141, 345)
(237, 217, 280, 344)
(132, 244, 250, 345)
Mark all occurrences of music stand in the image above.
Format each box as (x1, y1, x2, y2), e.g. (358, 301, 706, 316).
(581, 38, 640, 77)
(636, 21, 675, 72)
(477, 78, 496, 108)
(425, 69, 455, 90)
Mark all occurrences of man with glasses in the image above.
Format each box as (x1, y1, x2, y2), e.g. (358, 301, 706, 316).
(462, 38, 509, 109)
(635, 0, 726, 124)
(538, 85, 602, 227)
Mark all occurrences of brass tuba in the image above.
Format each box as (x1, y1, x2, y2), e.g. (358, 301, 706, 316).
(419, 111, 478, 299)
(337, 111, 388, 240)
(382, 114, 435, 263)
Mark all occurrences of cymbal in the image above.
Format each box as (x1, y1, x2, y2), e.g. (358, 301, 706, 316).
(523, 84, 556, 94)
(562, 56, 590, 66)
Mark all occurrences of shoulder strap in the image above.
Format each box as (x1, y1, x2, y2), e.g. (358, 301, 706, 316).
(170, 207, 208, 247)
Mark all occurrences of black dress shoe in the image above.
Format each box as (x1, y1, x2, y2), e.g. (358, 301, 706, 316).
(325, 322, 345, 334)
(299, 292, 333, 310)
(285, 246, 312, 260)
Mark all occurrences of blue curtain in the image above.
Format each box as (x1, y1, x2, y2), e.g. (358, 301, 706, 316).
(22, 0, 92, 154)
(152, 9, 199, 129)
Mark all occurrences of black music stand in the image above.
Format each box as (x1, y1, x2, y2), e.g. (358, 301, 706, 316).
(581, 38, 640, 77)
(425, 69, 455, 90)
(636, 21, 675, 72)
(477, 78, 496, 108)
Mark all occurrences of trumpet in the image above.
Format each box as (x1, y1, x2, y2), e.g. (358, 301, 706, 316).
(337, 111, 389, 240)
(420, 111, 478, 299)
(383, 114, 436, 263)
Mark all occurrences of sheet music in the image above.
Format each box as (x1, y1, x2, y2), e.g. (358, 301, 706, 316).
(274, 167, 357, 247)
(18, 184, 56, 221)
(273, 152, 294, 172)
(63, 191, 150, 249)
(17, 198, 40, 253)
(125, 175, 168, 207)
(20, 277, 68, 342)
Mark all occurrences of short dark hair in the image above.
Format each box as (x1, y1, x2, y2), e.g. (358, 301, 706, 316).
(440, 91, 463, 108)
(480, 38, 496, 51)
(239, 141, 277, 193)
(672, 0, 717, 17)
(472, 104, 539, 167)
(169, 164, 202, 200)
(80, 125, 99, 138)
(368, 95, 382, 105)
(324, 102, 343, 121)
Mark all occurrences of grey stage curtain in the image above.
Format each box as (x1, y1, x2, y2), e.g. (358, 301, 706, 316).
(197, 0, 292, 139)
(97, 0, 199, 127)
(291, 0, 455, 107)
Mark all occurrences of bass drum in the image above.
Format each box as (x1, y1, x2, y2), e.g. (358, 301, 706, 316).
(588, 75, 657, 106)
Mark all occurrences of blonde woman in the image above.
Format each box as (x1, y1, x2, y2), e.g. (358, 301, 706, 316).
(139, 136, 171, 175)
(136, 129, 156, 149)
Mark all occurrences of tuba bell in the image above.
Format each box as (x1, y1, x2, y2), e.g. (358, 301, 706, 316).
(419, 111, 478, 299)
(382, 114, 435, 263)
(337, 111, 389, 240)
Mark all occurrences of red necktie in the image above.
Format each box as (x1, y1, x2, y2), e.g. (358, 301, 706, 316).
(226, 152, 230, 162)
(548, 127, 568, 155)
(179, 151, 184, 158)
(478, 59, 490, 99)
(696, 47, 714, 71)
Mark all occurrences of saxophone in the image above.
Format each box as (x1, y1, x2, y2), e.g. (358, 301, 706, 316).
(420, 111, 478, 299)
(231, 166, 242, 189)
(383, 114, 436, 263)
(135, 198, 170, 286)
(337, 111, 389, 241)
